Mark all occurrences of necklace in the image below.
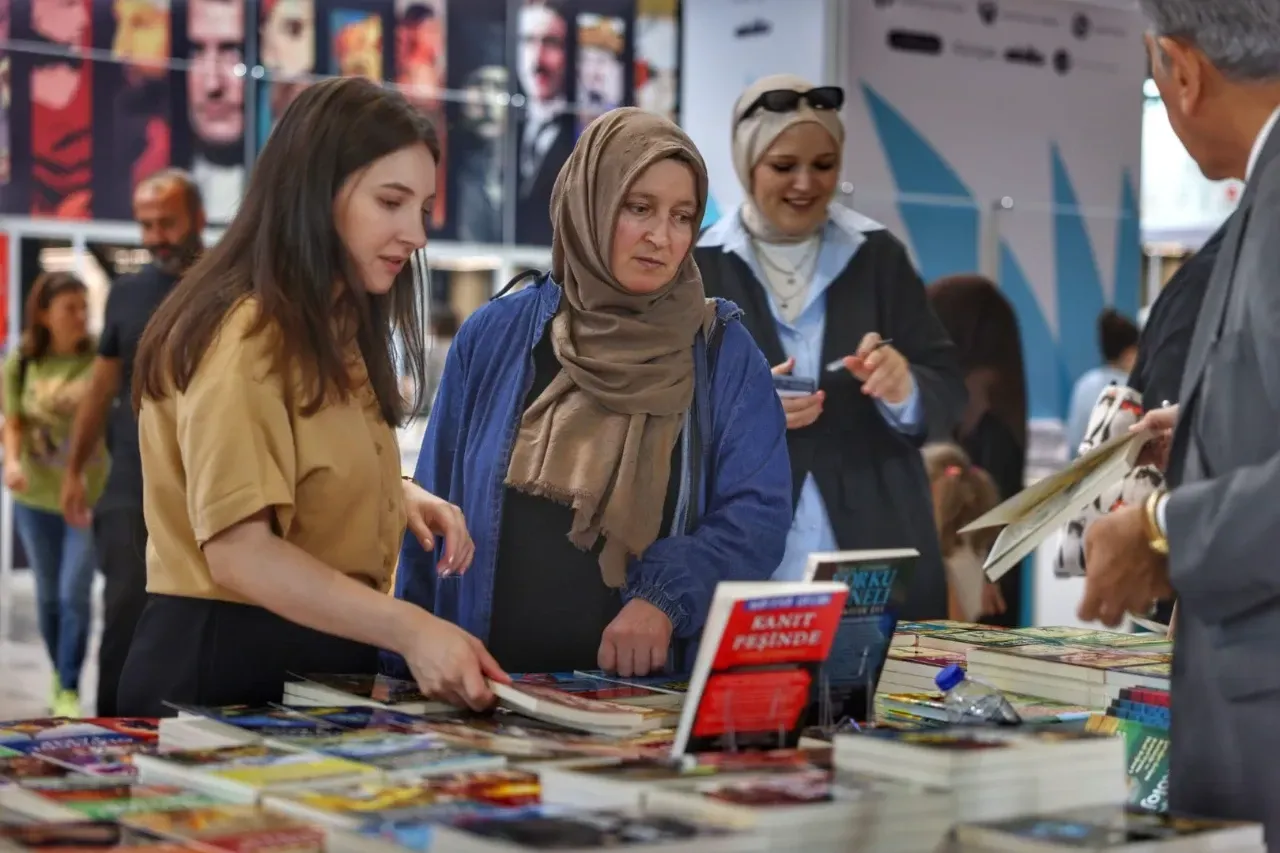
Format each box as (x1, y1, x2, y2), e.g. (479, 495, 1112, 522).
(753, 238, 819, 316)
(754, 239, 819, 287)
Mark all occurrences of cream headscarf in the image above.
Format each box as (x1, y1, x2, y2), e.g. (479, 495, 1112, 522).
(731, 74, 845, 244)
(505, 107, 718, 588)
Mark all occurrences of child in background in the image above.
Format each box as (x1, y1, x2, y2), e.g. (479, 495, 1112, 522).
(922, 443, 1007, 623)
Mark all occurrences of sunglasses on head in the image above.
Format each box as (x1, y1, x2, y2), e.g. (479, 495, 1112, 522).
(737, 86, 845, 124)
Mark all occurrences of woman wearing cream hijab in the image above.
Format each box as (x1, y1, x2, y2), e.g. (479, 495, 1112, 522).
(696, 75, 966, 620)
(391, 108, 791, 680)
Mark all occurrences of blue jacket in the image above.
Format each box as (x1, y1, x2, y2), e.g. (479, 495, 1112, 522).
(384, 276, 791, 672)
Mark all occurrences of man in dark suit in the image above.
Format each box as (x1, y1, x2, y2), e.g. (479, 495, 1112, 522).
(1127, 215, 1230, 414)
(1080, 0, 1280, 838)
(514, 0, 575, 246)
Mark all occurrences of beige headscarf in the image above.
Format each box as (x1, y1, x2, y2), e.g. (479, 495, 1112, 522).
(505, 107, 718, 588)
(731, 74, 845, 244)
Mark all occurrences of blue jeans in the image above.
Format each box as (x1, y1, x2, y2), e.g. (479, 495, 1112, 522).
(13, 504, 95, 691)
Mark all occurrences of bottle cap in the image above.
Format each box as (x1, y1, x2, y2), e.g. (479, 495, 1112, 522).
(935, 663, 966, 692)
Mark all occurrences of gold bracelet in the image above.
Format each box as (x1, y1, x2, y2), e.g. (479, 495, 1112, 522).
(1143, 489, 1170, 555)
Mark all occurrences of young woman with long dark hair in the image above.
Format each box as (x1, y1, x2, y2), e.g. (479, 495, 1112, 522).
(117, 76, 508, 716)
(3, 272, 105, 716)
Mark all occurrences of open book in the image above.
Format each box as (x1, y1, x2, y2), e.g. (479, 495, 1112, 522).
(960, 428, 1151, 581)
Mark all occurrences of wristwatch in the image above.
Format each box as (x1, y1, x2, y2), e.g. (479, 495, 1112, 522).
(1142, 489, 1169, 555)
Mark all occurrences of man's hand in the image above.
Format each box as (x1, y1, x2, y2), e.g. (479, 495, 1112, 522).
(599, 598, 673, 678)
(1078, 504, 1173, 627)
(403, 480, 473, 576)
(772, 357, 824, 430)
(61, 472, 91, 527)
(841, 333, 914, 405)
(1132, 404, 1179, 470)
(980, 581, 1007, 618)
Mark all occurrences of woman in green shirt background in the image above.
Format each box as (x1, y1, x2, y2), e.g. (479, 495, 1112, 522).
(3, 272, 108, 716)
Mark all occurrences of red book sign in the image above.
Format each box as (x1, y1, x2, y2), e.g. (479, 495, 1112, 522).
(711, 592, 847, 670)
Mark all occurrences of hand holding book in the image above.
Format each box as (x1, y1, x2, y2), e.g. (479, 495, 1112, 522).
(1077, 504, 1174, 628)
(398, 612, 510, 711)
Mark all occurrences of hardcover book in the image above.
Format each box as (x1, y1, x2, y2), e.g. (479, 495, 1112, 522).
(956, 804, 1262, 851)
(670, 581, 849, 755)
(807, 550, 917, 725)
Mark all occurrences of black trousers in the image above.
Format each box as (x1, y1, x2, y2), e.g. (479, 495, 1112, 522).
(92, 508, 150, 717)
(117, 594, 379, 717)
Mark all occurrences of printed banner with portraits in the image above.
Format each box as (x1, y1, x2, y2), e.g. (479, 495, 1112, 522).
(0, 0, 677, 246)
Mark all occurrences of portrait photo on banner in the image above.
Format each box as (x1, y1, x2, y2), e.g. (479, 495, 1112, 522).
(511, 0, 634, 247)
(444, 0, 506, 245)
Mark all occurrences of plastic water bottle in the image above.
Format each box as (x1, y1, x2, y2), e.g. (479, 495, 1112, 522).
(934, 663, 1022, 726)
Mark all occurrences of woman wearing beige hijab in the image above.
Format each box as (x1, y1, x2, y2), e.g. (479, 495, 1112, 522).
(390, 108, 791, 680)
(696, 75, 966, 619)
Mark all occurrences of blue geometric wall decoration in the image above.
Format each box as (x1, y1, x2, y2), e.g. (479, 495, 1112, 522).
(1051, 143, 1107, 413)
(999, 242, 1064, 419)
(1113, 169, 1142, 320)
(703, 193, 722, 229)
(861, 84, 980, 280)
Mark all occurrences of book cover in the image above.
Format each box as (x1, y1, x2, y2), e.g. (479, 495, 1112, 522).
(0, 821, 173, 849)
(287, 674, 432, 706)
(675, 584, 848, 755)
(0, 754, 81, 784)
(276, 770, 541, 821)
(124, 804, 326, 851)
(1087, 714, 1170, 813)
(809, 552, 916, 725)
(573, 671, 690, 695)
(286, 705, 432, 733)
(961, 428, 1150, 581)
(151, 744, 372, 787)
(423, 719, 672, 761)
(695, 769, 841, 807)
(1011, 626, 1170, 650)
(510, 672, 678, 704)
(34, 784, 217, 819)
(0, 719, 124, 745)
(962, 805, 1259, 848)
(306, 731, 502, 774)
(439, 805, 734, 847)
(877, 692, 1091, 723)
(168, 704, 347, 739)
(885, 647, 966, 666)
(35, 740, 158, 777)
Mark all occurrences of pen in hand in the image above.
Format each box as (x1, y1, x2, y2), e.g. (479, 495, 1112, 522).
(824, 338, 894, 373)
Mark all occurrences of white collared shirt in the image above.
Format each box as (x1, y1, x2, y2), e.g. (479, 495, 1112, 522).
(1246, 105, 1280, 182)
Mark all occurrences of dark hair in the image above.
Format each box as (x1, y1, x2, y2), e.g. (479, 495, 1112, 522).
(922, 443, 1001, 558)
(1098, 308, 1139, 364)
(137, 168, 204, 222)
(927, 274, 1028, 448)
(133, 77, 440, 424)
(20, 272, 90, 361)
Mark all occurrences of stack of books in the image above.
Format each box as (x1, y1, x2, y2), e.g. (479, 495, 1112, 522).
(0, 571, 1247, 852)
(955, 804, 1265, 852)
(964, 643, 1170, 707)
(832, 727, 1128, 823)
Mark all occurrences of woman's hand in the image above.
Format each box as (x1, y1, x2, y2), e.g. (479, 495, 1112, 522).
(403, 479, 473, 576)
(599, 598, 673, 678)
(401, 611, 510, 711)
(5, 465, 28, 494)
(771, 358, 824, 430)
(841, 333, 914, 405)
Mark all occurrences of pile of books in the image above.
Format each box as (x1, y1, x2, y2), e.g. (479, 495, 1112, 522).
(0, 564, 1257, 852)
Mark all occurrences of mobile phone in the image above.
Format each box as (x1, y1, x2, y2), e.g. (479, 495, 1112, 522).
(772, 374, 818, 397)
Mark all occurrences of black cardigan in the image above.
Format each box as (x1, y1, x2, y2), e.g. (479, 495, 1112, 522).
(694, 230, 967, 620)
